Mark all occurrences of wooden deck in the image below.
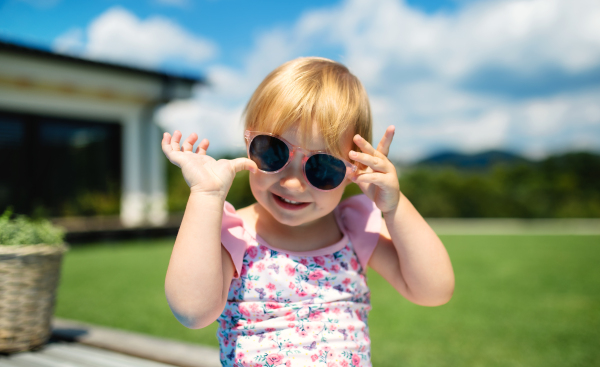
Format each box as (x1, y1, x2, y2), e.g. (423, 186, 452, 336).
(0, 340, 177, 367)
(0, 318, 221, 367)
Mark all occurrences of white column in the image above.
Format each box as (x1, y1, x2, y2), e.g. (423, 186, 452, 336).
(146, 120, 168, 225)
(120, 112, 146, 227)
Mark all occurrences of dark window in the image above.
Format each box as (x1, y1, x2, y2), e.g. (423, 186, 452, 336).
(0, 110, 121, 218)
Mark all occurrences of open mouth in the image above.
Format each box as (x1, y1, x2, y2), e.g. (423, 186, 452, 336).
(272, 193, 310, 210)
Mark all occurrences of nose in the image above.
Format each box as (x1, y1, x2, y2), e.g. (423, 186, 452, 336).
(279, 151, 306, 191)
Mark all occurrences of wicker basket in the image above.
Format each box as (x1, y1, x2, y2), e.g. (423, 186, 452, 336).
(0, 243, 68, 353)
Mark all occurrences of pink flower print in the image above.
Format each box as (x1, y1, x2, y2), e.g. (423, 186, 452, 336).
(240, 265, 248, 277)
(341, 361, 349, 367)
(327, 361, 337, 367)
(239, 305, 250, 317)
(298, 291, 307, 297)
(300, 258, 309, 266)
(352, 354, 361, 366)
(237, 352, 245, 359)
(288, 323, 295, 328)
(266, 302, 281, 309)
(266, 327, 276, 333)
(247, 282, 254, 289)
(309, 312, 323, 321)
(247, 246, 258, 258)
(285, 342, 294, 349)
(331, 264, 340, 272)
(323, 346, 331, 352)
(311, 354, 319, 362)
(266, 282, 276, 291)
(285, 264, 295, 276)
(256, 263, 265, 272)
(286, 361, 291, 367)
(299, 331, 308, 337)
(342, 278, 351, 285)
(247, 331, 254, 336)
(314, 256, 325, 266)
(325, 282, 332, 289)
(308, 270, 324, 281)
(305, 324, 313, 332)
(313, 324, 323, 333)
(288, 282, 295, 289)
(348, 325, 355, 332)
(285, 313, 295, 321)
(329, 324, 336, 331)
(225, 310, 232, 316)
(266, 353, 284, 365)
(249, 303, 260, 312)
(350, 258, 358, 271)
(328, 351, 335, 358)
(333, 308, 341, 314)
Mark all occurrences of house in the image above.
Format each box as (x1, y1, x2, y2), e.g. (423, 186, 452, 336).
(0, 40, 203, 227)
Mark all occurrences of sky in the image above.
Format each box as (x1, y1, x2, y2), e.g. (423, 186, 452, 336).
(1, 0, 599, 163)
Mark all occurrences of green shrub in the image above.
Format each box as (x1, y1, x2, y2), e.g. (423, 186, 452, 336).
(0, 207, 66, 246)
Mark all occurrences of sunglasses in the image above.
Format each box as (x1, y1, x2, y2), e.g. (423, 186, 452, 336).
(245, 130, 357, 191)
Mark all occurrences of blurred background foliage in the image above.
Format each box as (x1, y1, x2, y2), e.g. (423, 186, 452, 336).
(167, 151, 600, 218)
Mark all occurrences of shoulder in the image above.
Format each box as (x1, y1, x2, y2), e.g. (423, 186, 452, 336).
(335, 194, 381, 230)
(335, 194, 382, 272)
(235, 204, 258, 230)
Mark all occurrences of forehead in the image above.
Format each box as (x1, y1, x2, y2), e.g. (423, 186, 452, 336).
(274, 123, 354, 157)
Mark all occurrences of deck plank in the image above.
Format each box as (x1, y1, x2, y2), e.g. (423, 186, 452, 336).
(0, 342, 177, 367)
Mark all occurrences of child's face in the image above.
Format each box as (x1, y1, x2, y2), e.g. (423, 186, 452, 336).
(249, 123, 353, 227)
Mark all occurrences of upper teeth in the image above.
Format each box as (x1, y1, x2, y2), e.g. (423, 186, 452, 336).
(281, 197, 301, 204)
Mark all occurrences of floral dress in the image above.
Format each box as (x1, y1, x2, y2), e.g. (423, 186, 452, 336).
(218, 194, 382, 367)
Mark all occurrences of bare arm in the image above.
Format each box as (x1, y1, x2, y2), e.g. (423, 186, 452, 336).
(164, 193, 235, 329)
(368, 193, 454, 306)
(350, 126, 454, 306)
(161, 130, 255, 329)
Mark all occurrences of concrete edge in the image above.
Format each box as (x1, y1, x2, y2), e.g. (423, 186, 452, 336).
(52, 318, 221, 367)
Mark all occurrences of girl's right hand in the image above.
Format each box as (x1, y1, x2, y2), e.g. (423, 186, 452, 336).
(161, 130, 257, 199)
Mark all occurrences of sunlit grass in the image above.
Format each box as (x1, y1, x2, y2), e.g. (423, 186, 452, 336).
(55, 235, 600, 366)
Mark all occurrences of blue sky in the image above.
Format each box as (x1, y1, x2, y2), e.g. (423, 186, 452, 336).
(1, 0, 599, 162)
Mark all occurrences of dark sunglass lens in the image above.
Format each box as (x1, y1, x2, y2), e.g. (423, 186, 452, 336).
(305, 154, 346, 190)
(249, 135, 289, 172)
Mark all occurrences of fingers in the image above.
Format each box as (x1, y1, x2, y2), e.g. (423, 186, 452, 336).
(351, 172, 388, 184)
(353, 134, 376, 156)
(230, 157, 258, 174)
(169, 130, 183, 152)
(376, 126, 395, 157)
(182, 133, 198, 152)
(349, 149, 392, 173)
(195, 138, 210, 154)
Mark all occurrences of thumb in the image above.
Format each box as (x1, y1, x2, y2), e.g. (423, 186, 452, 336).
(230, 158, 258, 174)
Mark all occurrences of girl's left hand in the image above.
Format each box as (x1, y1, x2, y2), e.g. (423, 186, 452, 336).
(349, 126, 400, 215)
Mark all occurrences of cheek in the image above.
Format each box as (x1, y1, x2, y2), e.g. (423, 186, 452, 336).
(249, 171, 275, 195)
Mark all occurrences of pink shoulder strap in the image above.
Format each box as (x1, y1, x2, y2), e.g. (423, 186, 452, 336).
(221, 202, 250, 278)
(335, 194, 382, 272)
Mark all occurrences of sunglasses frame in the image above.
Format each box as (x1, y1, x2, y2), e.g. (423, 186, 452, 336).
(244, 130, 358, 191)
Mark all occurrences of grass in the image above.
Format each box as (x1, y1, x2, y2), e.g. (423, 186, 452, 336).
(55, 235, 600, 367)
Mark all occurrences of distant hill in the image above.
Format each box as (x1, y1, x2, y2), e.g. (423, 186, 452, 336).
(416, 150, 530, 169)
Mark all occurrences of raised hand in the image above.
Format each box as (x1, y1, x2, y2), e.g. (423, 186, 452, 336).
(161, 130, 257, 199)
(349, 126, 400, 215)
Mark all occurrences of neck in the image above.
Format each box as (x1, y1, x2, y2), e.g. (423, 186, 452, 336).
(252, 204, 343, 253)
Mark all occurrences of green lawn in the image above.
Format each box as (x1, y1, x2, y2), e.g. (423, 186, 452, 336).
(55, 235, 600, 367)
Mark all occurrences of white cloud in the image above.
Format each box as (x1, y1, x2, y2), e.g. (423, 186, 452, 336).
(58, 0, 600, 162)
(53, 7, 216, 70)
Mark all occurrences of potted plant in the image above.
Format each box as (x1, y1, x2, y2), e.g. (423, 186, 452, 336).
(0, 207, 68, 353)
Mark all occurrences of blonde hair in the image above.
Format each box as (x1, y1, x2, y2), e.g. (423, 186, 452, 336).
(243, 57, 372, 159)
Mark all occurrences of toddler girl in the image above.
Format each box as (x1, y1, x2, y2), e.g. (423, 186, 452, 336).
(162, 57, 455, 367)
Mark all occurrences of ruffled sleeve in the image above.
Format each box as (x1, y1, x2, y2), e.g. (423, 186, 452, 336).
(335, 194, 382, 272)
(221, 202, 250, 279)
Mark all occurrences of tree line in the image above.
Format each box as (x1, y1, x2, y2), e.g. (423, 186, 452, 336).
(167, 151, 600, 218)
